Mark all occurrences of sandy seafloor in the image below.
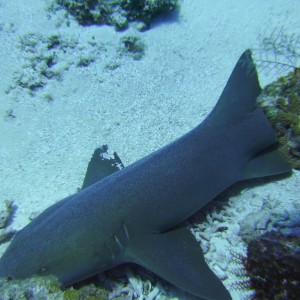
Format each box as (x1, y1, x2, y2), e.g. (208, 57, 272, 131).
(0, 0, 299, 299)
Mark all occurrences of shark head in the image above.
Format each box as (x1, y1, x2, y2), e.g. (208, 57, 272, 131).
(0, 193, 115, 285)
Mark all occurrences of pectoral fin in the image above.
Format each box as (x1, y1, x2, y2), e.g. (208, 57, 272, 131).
(130, 227, 232, 300)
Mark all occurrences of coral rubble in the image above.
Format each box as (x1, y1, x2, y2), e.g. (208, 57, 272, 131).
(0, 275, 109, 300)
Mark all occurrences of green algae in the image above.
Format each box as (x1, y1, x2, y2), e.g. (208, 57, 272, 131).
(258, 68, 300, 169)
(0, 201, 14, 229)
(0, 276, 109, 300)
(0, 276, 64, 300)
(120, 35, 145, 60)
(0, 200, 16, 244)
(63, 284, 108, 300)
(55, 0, 179, 31)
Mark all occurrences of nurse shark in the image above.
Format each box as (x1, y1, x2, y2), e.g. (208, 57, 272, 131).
(0, 50, 291, 300)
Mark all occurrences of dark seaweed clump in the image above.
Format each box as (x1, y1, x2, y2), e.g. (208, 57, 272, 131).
(55, 0, 179, 31)
(0, 275, 109, 300)
(245, 230, 300, 299)
(120, 35, 145, 60)
(257, 68, 300, 169)
(0, 200, 16, 244)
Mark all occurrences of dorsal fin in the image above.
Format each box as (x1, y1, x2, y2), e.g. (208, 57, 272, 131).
(208, 50, 261, 126)
(81, 145, 124, 189)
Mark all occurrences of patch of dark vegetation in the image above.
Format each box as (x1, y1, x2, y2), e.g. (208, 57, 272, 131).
(258, 68, 300, 170)
(119, 35, 145, 60)
(245, 231, 300, 299)
(54, 0, 179, 31)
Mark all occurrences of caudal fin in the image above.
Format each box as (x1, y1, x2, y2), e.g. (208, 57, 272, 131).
(208, 50, 291, 178)
(208, 50, 261, 126)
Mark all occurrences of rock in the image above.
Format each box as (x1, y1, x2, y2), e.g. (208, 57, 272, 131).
(54, 0, 179, 31)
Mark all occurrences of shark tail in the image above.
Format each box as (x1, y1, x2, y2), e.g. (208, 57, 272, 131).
(208, 50, 291, 179)
(208, 49, 262, 126)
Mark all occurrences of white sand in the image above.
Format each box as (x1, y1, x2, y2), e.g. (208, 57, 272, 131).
(0, 0, 299, 299)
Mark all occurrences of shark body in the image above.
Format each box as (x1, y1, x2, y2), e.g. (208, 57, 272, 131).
(0, 51, 291, 300)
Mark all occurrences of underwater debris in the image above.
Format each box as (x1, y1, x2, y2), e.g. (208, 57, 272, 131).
(54, 0, 179, 31)
(0, 228, 15, 244)
(6, 32, 105, 97)
(0, 200, 16, 244)
(119, 36, 145, 60)
(7, 33, 68, 95)
(0, 275, 110, 300)
(238, 195, 299, 244)
(272, 210, 300, 236)
(96, 266, 171, 300)
(0, 201, 14, 228)
(239, 205, 276, 244)
(77, 56, 96, 67)
(63, 283, 108, 300)
(245, 230, 300, 299)
(257, 68, 300, 170)
(4, 109, 16, 121)
(0, 276, 64, 300)
(0, 260, 171, 300)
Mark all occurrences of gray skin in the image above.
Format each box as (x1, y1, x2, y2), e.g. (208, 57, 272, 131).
(0, 50, 291, 300)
